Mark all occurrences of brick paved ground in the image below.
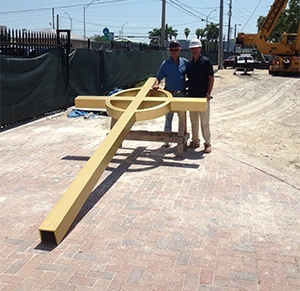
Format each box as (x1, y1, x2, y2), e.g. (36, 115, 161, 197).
(0, 112, 299, 290)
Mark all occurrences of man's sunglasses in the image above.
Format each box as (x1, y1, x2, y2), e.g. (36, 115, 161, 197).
(170, 49, 180, 52)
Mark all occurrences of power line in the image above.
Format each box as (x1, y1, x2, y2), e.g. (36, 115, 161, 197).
(168, 0, 206, 21)
(233, 0, 267, 32)
(0, 0, 128, 15)
(241, 0, 263, 31)
(167, 0, 219, 27)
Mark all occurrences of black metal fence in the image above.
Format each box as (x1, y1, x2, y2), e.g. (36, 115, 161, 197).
(0, 27, 112, 57)
(0, 27, 162, 58)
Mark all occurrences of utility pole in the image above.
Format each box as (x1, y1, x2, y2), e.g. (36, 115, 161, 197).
(83, 0, 99, 40)
(160, 0, 166, 48)
(65, 12, 73, 32)
(227, 0, 232, 52)
(52, 8, 55, 29)
(56, 14, 59, 30)
(234, 23, 241, 38)
(218, 0, 224, 69)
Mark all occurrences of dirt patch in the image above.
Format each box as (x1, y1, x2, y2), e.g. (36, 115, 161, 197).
(211, 68, 300, 186)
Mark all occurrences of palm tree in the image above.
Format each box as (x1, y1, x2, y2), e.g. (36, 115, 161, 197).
(165, 25, 178, 41)
(205, 22, 219, 39)
(205, 23, 219, 51)
(148, 25, 178, 45)
(184, 28, 190, 49)
(148, 28, 161, 45)
(170, 27, 178, 40)
(184, 28, 190, 40)
(195, 28, 205, 40)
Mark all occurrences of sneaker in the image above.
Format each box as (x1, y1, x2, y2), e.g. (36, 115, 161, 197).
(188, 141, 200, 148)
(204, 144, 212, 153)
(163, 142, 171, 148)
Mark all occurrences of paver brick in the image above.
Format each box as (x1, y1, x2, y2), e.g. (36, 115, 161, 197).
(0, 113, 299, 290)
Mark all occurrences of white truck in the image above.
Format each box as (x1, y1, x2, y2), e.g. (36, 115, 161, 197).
(234, 54, 255, 74)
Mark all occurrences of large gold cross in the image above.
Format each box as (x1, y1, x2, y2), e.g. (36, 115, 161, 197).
(39, 77, 206, 245)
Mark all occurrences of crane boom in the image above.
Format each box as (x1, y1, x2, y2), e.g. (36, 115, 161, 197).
(259, 0, 288, 38)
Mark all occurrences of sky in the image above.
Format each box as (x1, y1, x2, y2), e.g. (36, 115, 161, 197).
(0, 0, 276, 43)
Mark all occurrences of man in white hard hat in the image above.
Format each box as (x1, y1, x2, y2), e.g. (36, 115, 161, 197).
(152, 41, 188, 147)
(187, 38, 214, 153)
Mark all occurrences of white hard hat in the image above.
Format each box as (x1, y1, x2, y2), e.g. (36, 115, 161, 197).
(189, 38, 202, 48)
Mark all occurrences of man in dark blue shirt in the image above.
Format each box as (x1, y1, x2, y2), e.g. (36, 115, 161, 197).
(187, 38, 214, 153)
(152, 41, 188, 147)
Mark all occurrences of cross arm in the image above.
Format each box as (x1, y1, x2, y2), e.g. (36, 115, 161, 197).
(75, 96, 207, 113)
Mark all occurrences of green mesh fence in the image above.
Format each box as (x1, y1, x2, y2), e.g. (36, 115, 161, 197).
(1, 48, 217, 127)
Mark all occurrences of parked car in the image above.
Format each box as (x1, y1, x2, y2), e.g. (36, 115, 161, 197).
(235, 54, 255, 71)
(223, 55, 237, 69)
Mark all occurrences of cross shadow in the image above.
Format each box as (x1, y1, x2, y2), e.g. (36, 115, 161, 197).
(61, 144, 204, 172)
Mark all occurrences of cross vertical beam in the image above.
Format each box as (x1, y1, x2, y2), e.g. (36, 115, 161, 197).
(39, 78, 155, 245)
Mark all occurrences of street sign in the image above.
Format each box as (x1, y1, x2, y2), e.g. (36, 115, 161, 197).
(103, 27, 109, 35)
